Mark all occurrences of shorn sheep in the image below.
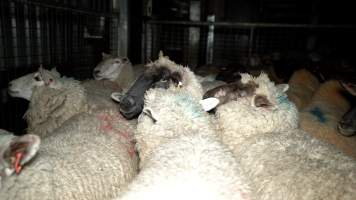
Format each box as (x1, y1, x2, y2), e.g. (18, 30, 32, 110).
(114, 88, 253, 200)
(0, 109, 138, 200)
(93, 52, 145, 92)
(0, 129, 40, 188)
(299, 80, 356, 159)
(204, 72, 356, 200)
(8, 66, 118, 137)
(286, 68, 320, 110)
(115, 51, 203, 119)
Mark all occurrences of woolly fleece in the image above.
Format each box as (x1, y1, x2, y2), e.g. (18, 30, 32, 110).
(215, 73, 356, 199)
(0, 109, 138, 200)
(116, 89, 253, 200)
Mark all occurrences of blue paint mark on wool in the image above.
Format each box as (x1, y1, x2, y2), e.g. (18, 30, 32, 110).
(309, 107, 327, 123)
(277, 94, 292, 110)
(174, 95, 204, 119)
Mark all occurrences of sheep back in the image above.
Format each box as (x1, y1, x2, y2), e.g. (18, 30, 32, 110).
(299, 80, 356, 158)
(287, 69, 320, 110)
(0, 109, 138, 200)
(25, 80, 88, 138)
(234, 129, 356, 200)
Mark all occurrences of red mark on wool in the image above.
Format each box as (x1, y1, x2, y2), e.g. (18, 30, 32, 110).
(98, 113, 136, 159)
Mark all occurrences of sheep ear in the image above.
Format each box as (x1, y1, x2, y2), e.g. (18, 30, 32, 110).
(200, 97, 220, 112)
(341, 82, 356, 96)
(142, 108, 158, 123)
(2, 134, 40, 176)
(276, 84, 289, 93)
(40, 68, 57, 86)
(102, 52, 111, 60)
(111, 92, 123, 103)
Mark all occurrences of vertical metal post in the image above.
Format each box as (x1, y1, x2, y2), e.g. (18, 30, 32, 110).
(35, 6, 42, 65)
(142, 0, 152, 63)
(0, 0, 4, 71)
(10, 1, 18, 67)
(248, 27, 254, 60)
(188, 0, 200, 69)
(114, 0, 128, 57)
(206, 15, 215, 64)
(307, 0, 319, 51)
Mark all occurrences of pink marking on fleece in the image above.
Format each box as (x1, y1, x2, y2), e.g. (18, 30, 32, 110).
(98, 113, 137, 159)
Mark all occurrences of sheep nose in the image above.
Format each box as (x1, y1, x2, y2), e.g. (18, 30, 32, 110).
(120, 96, 136, 111)
(339, 121, 348, 129)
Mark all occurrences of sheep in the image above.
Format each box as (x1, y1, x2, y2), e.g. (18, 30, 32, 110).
(0, 108, 138, 200)
(8, 66, 118, 138)
(338, 82, 356, 136)
(299, 80, 356, 158)
(114, 88, 253, 200)
(0, 129, 40, 188)
(204, 72, 356, 200)
(93, 52, 145, 92)
(286, 68, 320, 110)
(115, 51, 203, 119)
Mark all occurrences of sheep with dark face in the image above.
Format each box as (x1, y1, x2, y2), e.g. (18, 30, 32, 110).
(338, 82, 356, 137)
(203, 73, 356, 200)
(113, 52, 203, 119)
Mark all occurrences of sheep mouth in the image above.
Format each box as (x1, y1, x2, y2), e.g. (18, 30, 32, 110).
(8, 89, 19, 96)
(337, 124, 356, 137)
(93, 74, 104, 80)
(120, 102, 143, 119)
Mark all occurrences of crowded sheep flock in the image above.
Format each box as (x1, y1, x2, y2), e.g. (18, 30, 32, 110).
(1, 51, 356, 200)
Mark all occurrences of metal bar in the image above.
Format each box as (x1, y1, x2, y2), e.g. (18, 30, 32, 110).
(206, 15, 215, 64)
(188, 0, 200, 69)
(248, 27, 254, 60)
(117, 0, 128, 57)
(146, 20, 356, 29)
(10, 0, 119, 18)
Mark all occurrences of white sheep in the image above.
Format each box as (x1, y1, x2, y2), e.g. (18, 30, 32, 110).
(115, 88, 253, 200)
(206, 72, 356, 200)
(287, 68, 320, 110)
(0, 129, 40, 188)
(0, 109, 138, 200)
(93, 52, 145, 92)
(8, 66, 118, 137)
(299, 80, 356, 159)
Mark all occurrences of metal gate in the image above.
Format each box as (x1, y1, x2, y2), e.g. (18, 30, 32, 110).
(0, 0, 119, 134)
(142, 19, 356, 69)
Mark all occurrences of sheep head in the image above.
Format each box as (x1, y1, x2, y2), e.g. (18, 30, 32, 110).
(93, 52, 132, 81)
(0, 130, 40, 180)
(113, 52, 202, 119)
(8, 66, 61, 100)
(338, 82, 356, 136)
(203, 72, 298, 134)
